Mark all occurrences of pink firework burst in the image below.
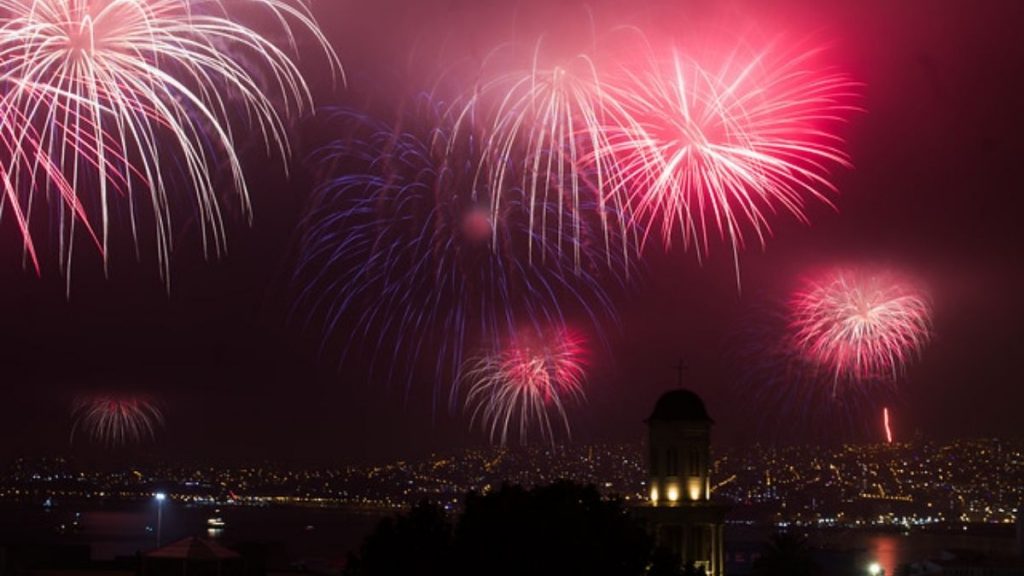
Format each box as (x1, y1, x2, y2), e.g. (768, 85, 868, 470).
(70, 394, 164, 447)
(463, 330, 587, 446)
(789, 268, 932, 387)
(0, 0, 339, 280)
(602, 44, 860, 275)
(447, 42, 638, 274)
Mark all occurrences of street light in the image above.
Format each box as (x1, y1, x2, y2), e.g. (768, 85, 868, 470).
(154, 493, 166, 547)
(868, 562, 883, 576)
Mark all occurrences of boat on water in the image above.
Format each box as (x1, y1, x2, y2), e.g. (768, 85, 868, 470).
(207, 510, 226, 528)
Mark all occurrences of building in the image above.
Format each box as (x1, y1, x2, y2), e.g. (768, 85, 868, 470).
(1018, 507, 1024, 558)
(635, 389, 730, 576)
(142, 537, 242, 576)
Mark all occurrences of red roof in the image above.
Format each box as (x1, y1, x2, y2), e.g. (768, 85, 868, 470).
(145, 537, 240, 561)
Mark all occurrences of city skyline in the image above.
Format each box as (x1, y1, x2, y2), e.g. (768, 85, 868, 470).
(3, 436, 1021, 528)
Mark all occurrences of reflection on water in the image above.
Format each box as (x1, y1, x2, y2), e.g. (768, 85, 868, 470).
(871, 534, 901, 576)
(817, 529, 1016, 575)
(0, 500, 384, 563)
(727, 524, 1017, 575)
(1, 501, 1017, 572)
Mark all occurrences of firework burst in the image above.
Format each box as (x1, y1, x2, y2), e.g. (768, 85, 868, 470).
(602, 44, 859, 277)
(292, 102, 626, 407)
(789, 267, 932, 386)
(463, 329, 586, 445)
(0, 0, 339, 279)
(729, 293, 901, 443)
(447, 41, 638, 273)
(70, 394, 164, 447)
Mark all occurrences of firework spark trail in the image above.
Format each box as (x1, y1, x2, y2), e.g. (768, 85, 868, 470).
(70, 394, 164, 447)
(0, 0, 340, 280)
(463, 329, 586, 446)
(883, 406, 893, 444)
(0, 97, 99, 271)
(789, 268, 932, 388)
(292, 103, 626, 409)
(447, 41, 638, 275)
(599, 44, 860, 283)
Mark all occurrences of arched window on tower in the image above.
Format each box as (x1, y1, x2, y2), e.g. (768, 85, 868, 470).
(689, 447, 701, 475)
(666, 448, 678, 476)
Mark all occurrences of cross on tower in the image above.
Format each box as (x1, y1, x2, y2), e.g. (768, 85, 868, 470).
(674, 359, 688, 389)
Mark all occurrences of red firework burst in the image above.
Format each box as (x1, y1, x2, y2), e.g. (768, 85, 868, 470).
(463, 330, 587, 446)
(70, 394, 164, 447)
(789, 268, 932, 386)
(602, 44, 860, 273)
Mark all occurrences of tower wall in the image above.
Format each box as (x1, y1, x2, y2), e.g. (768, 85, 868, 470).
(1017, 508, 1023, 557)
(638, 389, 728, 576)
(648, 419, 711, 504)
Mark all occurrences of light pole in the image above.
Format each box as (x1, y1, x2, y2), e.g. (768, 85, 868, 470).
(869, 562, 884, 576)
(154, 492, 166, 547)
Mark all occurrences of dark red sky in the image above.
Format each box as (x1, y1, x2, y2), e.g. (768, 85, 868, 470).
(0, 0, 1021, 463)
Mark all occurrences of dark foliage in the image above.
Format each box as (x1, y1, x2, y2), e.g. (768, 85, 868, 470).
(453, 481, 654, 576)
(342, 500, 451, 575)
(344, 480, 682, 576)
(648, 548, 687, 576)
(752, 532, 821, 576)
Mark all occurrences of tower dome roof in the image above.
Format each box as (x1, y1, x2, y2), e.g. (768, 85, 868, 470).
(647, 389, 713, 423)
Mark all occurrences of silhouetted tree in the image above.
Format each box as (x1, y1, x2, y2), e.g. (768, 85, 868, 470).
(648, 548, 685, 576)
(452, 481, 654, 576)
(343, 500, 451, 576)
(752, 532, 820, 576)
(344, 481, 681, 576)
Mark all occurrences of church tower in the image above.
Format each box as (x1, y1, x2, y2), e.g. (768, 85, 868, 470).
(636, 389, 729, 576)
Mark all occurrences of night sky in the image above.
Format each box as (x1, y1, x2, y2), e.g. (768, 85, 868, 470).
(0, 0, 1022, 463)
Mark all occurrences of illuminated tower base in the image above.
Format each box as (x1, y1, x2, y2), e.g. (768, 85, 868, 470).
(634, 389, 730, 576)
